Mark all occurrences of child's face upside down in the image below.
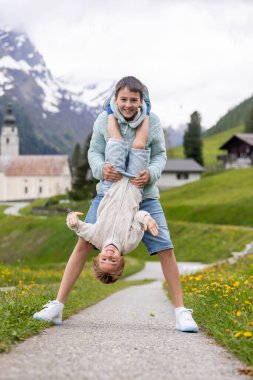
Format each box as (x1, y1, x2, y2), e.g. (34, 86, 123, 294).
(98, 245, 122, 273)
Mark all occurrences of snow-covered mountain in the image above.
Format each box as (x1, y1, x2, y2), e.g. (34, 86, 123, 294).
(0, 25, 114, 154)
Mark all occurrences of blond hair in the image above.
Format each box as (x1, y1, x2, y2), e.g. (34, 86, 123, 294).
(92, 256, 125, 284)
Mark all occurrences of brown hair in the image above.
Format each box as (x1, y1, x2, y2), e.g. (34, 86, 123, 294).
(115, 76, 144, 100)
(92, 256, 125, 284)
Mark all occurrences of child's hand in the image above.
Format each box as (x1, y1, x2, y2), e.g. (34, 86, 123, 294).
(66, 211, 83, 229)
(144, 215, 159, 236)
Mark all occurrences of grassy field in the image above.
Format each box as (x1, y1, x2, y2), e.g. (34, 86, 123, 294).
(1, 165, 253, 362)
(0, 258, 145, 352)
(167, 254, 253, 368)
(160, 168, 253, 227)
(1, 168, 252, 265)
(169, 125, 244, 168)
(1, 204, 252, 265)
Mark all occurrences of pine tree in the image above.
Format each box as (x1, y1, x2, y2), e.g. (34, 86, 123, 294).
(70, 143, 83, 189)
(183, 111, 204, 166)
(245, 105, 253, 133)
(70, 134, 93, 190)
(80, 133, 92, 183)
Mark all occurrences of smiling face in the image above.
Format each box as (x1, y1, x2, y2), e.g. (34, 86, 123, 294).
(115, 86, 143, 121)
(98, 244, 122, 273)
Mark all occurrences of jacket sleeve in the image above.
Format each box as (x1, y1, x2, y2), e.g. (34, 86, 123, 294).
(88, 112, 107, 180)
(147, 113, 167, 184)
(67, 218, 96, 244)
(123, 211, 150, 253)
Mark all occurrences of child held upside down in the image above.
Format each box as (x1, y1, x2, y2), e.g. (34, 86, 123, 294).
(66, 105, 158, 284)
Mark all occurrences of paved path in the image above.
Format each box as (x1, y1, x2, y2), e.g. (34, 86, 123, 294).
(0, 263, 249, 380)
(0, 202, 30, 216)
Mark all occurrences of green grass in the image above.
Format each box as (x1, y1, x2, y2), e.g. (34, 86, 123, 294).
(167, 254, 253, 368)
(160, 168, 253, 227)
(0, 258, 145, 352)
(130, 221, 253, 263)
(169, 125, 244, 168)
(1, 211, 252, 265)
(1, 169, 253, 265)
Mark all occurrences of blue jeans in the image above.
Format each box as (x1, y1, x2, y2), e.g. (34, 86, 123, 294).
(85, 195, 173, 256)
(102, 138, 150, 194)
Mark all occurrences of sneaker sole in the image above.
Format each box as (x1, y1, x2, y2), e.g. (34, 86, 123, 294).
(176, 327, 199, 333)
(33, 315, 62, 326)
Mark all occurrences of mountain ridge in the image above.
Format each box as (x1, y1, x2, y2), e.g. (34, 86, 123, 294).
(0, 25, 113, 154)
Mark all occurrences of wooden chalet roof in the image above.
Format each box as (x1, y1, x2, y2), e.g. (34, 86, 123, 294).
(163, 159, 204, 173)
(219, 133, 253, 150)
(0, 155, 70, 176)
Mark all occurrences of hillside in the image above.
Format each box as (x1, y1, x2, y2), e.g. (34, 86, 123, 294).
(0, 26, 113, 154)
(0, 168, 253, 265)
(168, 125, 244, 167)
(205, 93, 253, 137)
(160, 167, 253, 227)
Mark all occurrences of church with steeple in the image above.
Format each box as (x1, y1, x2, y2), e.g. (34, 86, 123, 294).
(0, 104, 71, 201)
(0, 104, 19, 156)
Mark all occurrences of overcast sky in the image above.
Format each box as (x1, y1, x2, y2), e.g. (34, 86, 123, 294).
(0, 0, 253, 129)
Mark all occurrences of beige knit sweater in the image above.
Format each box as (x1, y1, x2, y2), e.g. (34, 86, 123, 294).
(67, 177, 149, 254)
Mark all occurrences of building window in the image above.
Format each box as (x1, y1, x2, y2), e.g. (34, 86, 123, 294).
(24, 186, 28, 194)
(39, 186, 43, 194)
(6, 138, 9, 144)
(177, 173, 189, 180)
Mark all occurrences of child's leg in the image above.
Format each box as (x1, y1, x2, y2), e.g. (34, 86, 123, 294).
(132, 115, 149, 149)
(57, 239, 93, 303)
(102, 139, 129, 193)
(107, 114, 123, 141)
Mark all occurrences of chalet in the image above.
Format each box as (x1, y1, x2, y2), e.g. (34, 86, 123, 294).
(0, 104, 72, 201)
(157, 158, 204, 190)
(218, 133, 253, 169)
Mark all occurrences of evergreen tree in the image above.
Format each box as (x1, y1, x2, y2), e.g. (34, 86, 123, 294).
(70, 143, 83, 189)
(245, 105, 253, 133)
(183, 111, 204, 166)
(70, 134, 93, 190)
(81, 133, 92, 181)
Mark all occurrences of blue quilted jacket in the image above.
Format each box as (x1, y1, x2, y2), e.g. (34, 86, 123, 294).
(88, 99, 167, 199)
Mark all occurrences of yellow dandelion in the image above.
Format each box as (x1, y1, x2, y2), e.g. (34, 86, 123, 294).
(243, 331, 252, 338)
(244, 280, 249, 285)
(233, 281, 240, 287)
(248, 322, 253, 326)
(234, 332, 242, 338)
(236, 311, 241, 317)
(214, 304, 219, 309)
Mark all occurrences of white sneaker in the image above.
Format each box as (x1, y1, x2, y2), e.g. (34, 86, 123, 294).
(33, 300, 64, 325)
(175, 307, 199, 333)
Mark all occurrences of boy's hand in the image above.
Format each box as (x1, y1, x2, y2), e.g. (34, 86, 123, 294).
(130, 170, 150, 188)
(102, 163, 122, 181)
(66, 211, 83, 229)
(144, 215, 159, 236)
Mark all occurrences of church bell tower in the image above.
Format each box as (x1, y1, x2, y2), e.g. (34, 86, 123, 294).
(0, 103, 19, 156)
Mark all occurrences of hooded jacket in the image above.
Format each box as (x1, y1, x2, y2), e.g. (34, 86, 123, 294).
(88, 97, 167, 200)
(67, 177, 150, 254)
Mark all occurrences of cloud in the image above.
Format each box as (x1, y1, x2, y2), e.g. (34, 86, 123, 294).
(0, 0, 253, 128)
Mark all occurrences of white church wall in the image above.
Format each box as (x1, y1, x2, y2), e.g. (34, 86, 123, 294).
(1, 175, 72, 201)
